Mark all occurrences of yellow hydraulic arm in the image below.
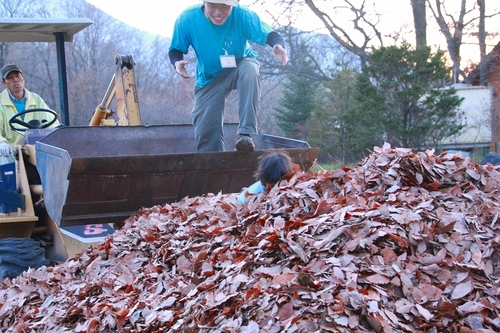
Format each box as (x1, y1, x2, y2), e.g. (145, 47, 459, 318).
(89, 54, 142, 126)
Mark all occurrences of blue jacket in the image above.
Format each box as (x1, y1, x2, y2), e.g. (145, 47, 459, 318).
(237, 180, 266, 204)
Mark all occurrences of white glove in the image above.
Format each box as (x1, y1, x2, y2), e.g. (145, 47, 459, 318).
(0, 142, 13, 157)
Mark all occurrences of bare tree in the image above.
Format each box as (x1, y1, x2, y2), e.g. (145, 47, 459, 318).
(0, 0, 48, 68)
(426, 0, 500, 84)
(256, 0, 500, 87)
(411, 0, 427, 48)
(250, 0, 388, 64)
(426, 0, 471, 83)
(302, 0, 384, 63)
(477, 0, 487, 85)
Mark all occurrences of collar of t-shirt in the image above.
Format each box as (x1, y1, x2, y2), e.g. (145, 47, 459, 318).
(8, 89, 27, 119)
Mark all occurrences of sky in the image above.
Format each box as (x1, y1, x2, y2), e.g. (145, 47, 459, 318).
(85, 0, 199, 37)
(84, 0, 499, 65)
(84, 0, 325, 37)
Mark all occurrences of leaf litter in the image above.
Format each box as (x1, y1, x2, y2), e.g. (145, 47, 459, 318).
(1, 142, 500, 332)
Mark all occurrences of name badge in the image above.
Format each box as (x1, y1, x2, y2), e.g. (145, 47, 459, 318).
(220, 55, 237, 68)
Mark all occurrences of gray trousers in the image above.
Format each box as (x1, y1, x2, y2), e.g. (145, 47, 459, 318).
(192, 57, 260, 152)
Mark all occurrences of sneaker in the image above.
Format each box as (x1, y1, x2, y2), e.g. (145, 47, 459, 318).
(235, 134, 255, 152)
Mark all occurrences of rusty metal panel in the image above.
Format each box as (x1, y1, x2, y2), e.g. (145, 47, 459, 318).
(36, 124, 319, 227)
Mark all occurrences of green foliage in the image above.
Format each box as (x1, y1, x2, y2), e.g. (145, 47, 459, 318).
(306, 69, 383, 164)
(357, 42, 465, 149)
(306, 42, 464, 165)
(274, 75, 318, 139)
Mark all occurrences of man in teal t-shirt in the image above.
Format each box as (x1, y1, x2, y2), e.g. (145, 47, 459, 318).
(169, 0, 288, 152)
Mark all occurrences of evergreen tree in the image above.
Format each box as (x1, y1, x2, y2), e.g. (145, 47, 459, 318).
(356, 42, 464, 149)
(274, 75, 317, 139)
(307, 69, 382, 165)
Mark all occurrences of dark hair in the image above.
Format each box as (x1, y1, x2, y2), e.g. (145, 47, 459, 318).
(254, 152, 293, 186)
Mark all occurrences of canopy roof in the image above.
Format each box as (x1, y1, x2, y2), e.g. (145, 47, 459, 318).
(0, 18, 93, 125)
(0, 18, 93, 42)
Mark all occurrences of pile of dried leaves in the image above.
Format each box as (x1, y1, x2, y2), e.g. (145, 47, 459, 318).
(1, 143, 500, 332)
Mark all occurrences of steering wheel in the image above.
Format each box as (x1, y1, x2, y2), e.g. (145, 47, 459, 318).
(9, 108, 58, 132)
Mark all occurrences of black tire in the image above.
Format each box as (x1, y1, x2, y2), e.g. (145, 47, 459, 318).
(0, 237, 50, 280)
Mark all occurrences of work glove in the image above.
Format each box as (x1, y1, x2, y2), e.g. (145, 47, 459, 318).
(0, 142, 13, 157)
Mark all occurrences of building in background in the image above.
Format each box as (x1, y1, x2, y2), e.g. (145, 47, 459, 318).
(469, 41, 500, 154)
(440, 84, 492, 156)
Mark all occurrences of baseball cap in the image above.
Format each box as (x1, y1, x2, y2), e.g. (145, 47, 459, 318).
(200, 0, 239, 6)
(1, 64, 23, 80)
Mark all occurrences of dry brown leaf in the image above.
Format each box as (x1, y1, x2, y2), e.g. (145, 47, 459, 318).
(1, 143, 500, 332)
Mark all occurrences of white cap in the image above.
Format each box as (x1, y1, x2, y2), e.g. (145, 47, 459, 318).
(200, 0, 239, 6)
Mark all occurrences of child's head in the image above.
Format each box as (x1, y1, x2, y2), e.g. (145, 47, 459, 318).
(254, 152, 293, 186)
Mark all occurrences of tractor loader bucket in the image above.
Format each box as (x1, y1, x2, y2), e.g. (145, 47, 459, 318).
(36, 124, 318, 227)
